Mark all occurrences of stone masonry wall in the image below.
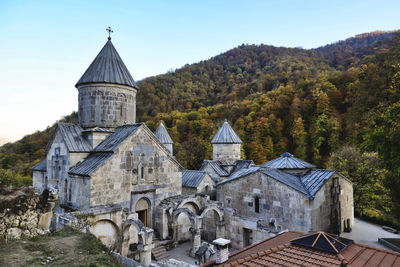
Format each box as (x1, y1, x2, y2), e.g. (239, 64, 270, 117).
(89, 127, 181, 210)
(217, 172, 312, 233)
(78, 83, 137, 128)
(212, 144, 241, 164)
(0, 187, 55, 243)
(311, 174, 354, 232)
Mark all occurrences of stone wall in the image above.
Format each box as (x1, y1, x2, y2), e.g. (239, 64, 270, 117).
(212, 144, 241, 164)
(310, 174, 354, 233)
(223, 209, 273, 248)
(77, 83, 137, 128)
(217, 172, 312, 233)
(89, 127, 182, 210)
(0, 187, 55, 243)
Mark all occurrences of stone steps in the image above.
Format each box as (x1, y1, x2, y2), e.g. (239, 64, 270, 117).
(152, 245, 169, 261)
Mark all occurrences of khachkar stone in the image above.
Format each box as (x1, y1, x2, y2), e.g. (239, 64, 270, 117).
(76, 33, 138, 129)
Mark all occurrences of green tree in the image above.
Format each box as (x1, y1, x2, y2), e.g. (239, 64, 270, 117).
(327, 145, 390, 216)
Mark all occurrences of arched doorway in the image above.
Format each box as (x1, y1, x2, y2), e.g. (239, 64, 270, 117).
(136, 198, 151, 227)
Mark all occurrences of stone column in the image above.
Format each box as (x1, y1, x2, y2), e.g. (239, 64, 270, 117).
(216, 220, 226, 239)
(190, 217, 202, 256)
(172, 223, 181, 246)
(190, 227, 202, 256)
(138, 227, 153, 266)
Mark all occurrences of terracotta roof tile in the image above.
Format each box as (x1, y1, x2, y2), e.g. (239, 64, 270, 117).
(203, 231, 400, 267)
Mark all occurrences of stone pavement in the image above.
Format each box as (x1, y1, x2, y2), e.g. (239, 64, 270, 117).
(341, 218, 400, 250)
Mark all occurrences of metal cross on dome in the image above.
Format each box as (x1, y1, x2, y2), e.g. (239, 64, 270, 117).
(106, 26, 113, 40)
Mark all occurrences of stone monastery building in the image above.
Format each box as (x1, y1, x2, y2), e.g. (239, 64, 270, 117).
(32, 36, 354, 264)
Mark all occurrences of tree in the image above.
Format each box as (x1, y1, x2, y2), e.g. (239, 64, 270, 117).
(327, 145, 390, 216)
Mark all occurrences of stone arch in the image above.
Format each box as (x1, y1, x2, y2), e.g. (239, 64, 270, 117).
(90, 219, 120, 250)
(172, 208, 197, 242)
(121, 219, 144, 257)
(177, 198, 201, 214)
(199, 205, 224, 242)
(199, 206, 223, 221)
(135, 197, 151, 227)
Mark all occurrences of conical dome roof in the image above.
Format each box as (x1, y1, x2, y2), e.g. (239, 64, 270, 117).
(76, 39, 138, 89)
(154, 122, 173, 144)
(211, 120, 242, 144)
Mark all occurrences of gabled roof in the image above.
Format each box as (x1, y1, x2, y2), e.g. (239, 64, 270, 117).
(69, 123, 183, 176)
(69, 153, 113, 176)
(200, 160, 229, 177)
(154, 122, 173, 144)
(231, 160, 255, 173)
(47, 123, 92, 153)
(76, 39, 138, 89)
(217, 167, 334, 199)
(93, 124, 142, 152)
(261, 152, 316, 169)
(182, 170, 208, 188)
(32, 159, 46, 172)
(211, 120, 242, 144)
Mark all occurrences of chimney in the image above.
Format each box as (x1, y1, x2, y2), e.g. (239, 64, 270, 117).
(213, 238, 230, 264)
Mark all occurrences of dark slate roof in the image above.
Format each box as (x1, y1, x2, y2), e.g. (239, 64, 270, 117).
(94, 124, 142, 152)
(69, 153, 113, 176)
(261, 152, 316, 169)
(211, 121, 242, 144)
(182, 170, 208, 188)
(200, 160, 229, 177)
(55, 123, 92, 152)
(32, 159, 46, 172)
(231, 160, 255, 173)
(76, 39, 138, 89)
(154, 122, 173, 144)
(217, 167, 336, 199)
(301, 169, 335, 196)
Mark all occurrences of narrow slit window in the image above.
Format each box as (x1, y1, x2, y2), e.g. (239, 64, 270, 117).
(255, 196, 260, 213)
(141, 166, 144, 179)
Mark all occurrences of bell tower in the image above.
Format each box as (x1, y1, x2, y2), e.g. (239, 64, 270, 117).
(211, 120, 242, 164)
(76, 29, 138, 129)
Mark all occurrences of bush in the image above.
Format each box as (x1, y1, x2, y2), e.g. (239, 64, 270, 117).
(0, 169, 32, 187)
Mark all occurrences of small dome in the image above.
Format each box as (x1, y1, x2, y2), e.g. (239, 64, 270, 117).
(211, 120, 242, 144)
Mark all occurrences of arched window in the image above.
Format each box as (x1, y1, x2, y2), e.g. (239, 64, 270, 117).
(254, 196, 260, 213)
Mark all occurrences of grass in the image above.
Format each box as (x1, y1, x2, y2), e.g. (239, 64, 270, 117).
(0, 227, 123, 267)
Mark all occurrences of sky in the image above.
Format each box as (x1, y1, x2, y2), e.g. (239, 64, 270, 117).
(0, 0, 400, 144)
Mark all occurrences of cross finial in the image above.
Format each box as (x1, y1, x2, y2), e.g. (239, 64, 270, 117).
(106, 26, 113, 40)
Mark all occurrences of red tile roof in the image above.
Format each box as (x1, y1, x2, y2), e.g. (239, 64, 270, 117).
(202, 231, 400, 267)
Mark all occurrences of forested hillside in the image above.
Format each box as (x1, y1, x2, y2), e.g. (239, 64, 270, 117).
(1, 30, 400, 226)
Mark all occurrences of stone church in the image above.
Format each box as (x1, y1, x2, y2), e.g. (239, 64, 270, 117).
(32, 36, 354, 265)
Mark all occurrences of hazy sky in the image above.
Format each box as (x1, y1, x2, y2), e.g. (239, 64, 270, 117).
(1, 0, 400, 143)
